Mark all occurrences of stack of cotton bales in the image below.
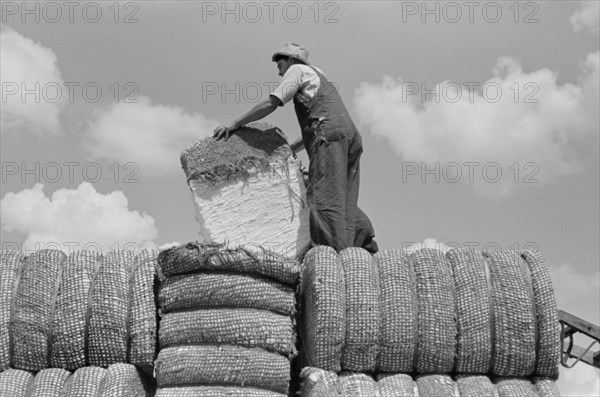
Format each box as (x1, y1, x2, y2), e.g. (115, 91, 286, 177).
(301, 369, 560, 397)
(0, 249, 157, 389)
(0, 363, 150, 396)
(180, 122, 310, 260)
(154, 241, 301, 396)
(299, 246, 561, 395)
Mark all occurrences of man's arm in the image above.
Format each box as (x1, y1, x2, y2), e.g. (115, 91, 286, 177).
(213, 95, 282, 140)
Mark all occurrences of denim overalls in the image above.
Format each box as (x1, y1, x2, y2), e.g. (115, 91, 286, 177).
(293, 66, 364, 253)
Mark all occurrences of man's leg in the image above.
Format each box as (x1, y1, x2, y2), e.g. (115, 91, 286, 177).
(306, 138, 351, 253)
(344, 133, 362, 247)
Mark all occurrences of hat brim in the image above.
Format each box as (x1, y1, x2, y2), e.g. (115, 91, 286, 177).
(271, 52, 310, 65)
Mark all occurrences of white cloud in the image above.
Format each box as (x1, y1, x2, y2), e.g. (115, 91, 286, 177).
(354, 54, 599, 197)
(558, 364, 600, 396)
(158, 241, 181, 251)
(83, 96, 218, 176)
(0, 27, 64, 135)
(579, 52, 600, 134)
(0, 182, 158, 255)
(550, 262, 600, 325)
(570, 0, 600, 33)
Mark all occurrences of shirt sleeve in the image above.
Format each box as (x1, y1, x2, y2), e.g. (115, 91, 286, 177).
(270, 65, 304, 107)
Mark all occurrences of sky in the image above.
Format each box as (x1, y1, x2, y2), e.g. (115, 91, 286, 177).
(1, 0, 599, 394)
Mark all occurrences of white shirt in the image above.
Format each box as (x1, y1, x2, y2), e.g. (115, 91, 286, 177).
(270, 64, 325, 106)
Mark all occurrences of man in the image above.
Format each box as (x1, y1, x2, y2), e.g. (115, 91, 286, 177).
(214, 43, 378, 253)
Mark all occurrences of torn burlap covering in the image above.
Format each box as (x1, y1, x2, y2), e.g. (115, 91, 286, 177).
(158, 272, 296, 316)
(159, 308, 296, 356)
(158, 241, 301, 285)
(51, 250, 98, 370)
(374, 249, 417, 373)
(129, 249, 158, 368)
(0, 368, 33, 396)
(416, 374, 458, 397)
(485, 250, 536, 377)
(495, 378, 540, 397)
(447, 249, 493, 374)
(410, 248, 457, 374)
(12, 249, 67, 371)
(521, 250, 560, 379)
(97, 363, 147, 397)
(339, 247, 381, 372)
(0, 250, 23, 371)
(62, 366, 106, 397)
(300, 246, 346, 372)
(155, 345, 290, 394)
(88, 250, 132, 367)
(180, 122, 291, 184)
(27, 368, 71, 397)
(455, 375, 496, 397)
(155, 386, 286, 397)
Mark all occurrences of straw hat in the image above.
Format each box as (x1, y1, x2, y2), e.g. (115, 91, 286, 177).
(272, 42, 311, 65)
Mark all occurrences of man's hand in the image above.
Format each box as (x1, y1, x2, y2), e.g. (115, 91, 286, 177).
(212, 97, 280, 141)
(213, 124, 238, 140)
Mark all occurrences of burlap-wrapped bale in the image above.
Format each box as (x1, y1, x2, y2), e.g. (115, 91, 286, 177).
(374, 249, 417, 373)
(51, 250, 99, 370)
(12, 249, 66, 371)
(534, 378, 561, 397)
(158, 242, 301, 285)
(521, 250, 560, 379)
(155, 345, 290, 394)
(88, 250, 131, 367)
(156, 386, 286, 396)
(411, 248, 456, 374)
(159, 308, 295, 356)
(158, 272, 295, 316)
(300, 369, 378, 397)
(301, 369, 417, 397)
(156, 242, 220, 279)
(2, 248, 156, 373)
(300, 246, 346, 372)
(447, 249, 493, 374)
(485, 250, 536, 377)
(337, 373, 378, 396)
(495, 378, 541, 397)
(416, 374, 458, 397)
(0, 368, 33, 396)
(129, 249, 157, 368)
(339, 247, 381, 372)
(378, 373, 417, 396)
(0, 250, 23, 371)
(62, 366, 106, 397)
(299, 367, 338, 397)
(181, 123, 310, 259)
(300, 371, 558, 397)
(98, 363, 147, 397)
(27, 368, 71, 397)
(455, 375, 496, 397)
